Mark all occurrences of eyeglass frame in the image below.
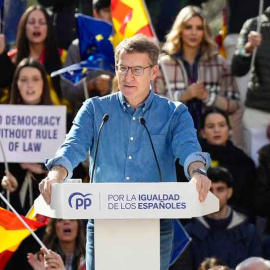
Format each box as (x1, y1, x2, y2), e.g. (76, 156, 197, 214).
(115, 65, 155, 76)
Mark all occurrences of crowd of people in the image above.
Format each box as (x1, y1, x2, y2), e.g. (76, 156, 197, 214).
(1, 0, 270, 269)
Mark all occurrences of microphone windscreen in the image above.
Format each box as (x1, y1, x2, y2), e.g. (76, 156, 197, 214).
(139, 117, 146, 125)
(103, 114, 110, 122)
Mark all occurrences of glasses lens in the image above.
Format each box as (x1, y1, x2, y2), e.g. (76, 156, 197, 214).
(118, 66, 128, 74)
(131, 67, 143, 76)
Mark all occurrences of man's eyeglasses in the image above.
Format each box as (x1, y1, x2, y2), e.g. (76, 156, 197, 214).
(116, 65, 154, 76)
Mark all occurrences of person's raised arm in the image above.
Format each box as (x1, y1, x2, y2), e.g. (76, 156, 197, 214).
(231, 18, 257, 77)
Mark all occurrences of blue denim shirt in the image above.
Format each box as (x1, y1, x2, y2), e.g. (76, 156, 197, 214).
(46, 90, 210, 182)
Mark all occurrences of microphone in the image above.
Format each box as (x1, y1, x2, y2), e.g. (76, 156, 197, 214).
(90, 114, 110, 183)
(139, 117, 162, 182)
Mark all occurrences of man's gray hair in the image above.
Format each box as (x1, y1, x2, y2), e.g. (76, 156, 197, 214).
(115, 34, 160, 65)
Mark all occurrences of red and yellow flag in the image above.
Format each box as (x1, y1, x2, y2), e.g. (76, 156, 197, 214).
(111, 0, 154, 47)
(0, 207, 45, 269)
(215, 8, 227, 58)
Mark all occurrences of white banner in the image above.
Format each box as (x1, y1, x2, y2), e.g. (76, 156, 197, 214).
(0, 105, 66, 163)
(35, 182, 219, 219)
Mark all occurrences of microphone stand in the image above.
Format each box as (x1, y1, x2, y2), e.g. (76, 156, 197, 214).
(90, 114, 109, 183)
(139, 117, 162, 182)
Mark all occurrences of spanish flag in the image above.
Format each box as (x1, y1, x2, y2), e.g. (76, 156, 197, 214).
(0, 207, 45, 269)
(111, 0, 154, 47)
(215, 8, 227, 59)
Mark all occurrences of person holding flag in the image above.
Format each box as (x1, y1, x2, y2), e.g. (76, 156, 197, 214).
(61, 0, 114, 114)
(39, 34, 211, 270)
(28, 218, 86, 270)
(231, 2, 270, 165)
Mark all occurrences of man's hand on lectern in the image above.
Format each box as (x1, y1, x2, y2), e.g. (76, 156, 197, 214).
(190, 173, 211, 203)
(39, 165, 67, 204)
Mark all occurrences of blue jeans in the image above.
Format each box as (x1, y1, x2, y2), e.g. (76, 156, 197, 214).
(86, 219, 173, 270)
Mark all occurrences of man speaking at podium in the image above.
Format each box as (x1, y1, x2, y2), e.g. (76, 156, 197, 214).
(39, 34, 211, 270)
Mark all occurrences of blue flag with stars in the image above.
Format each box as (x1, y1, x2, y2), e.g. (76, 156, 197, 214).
(76, 13, 115, 67)
(51, 14, 115, 85)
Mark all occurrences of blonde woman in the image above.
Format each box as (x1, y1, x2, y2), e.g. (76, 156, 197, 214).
(155, 6, 240, 129)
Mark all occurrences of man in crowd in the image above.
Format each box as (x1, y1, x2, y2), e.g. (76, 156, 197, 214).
(39, 34, 211, 270)
(185, 167, 262, 269)
(61, 0, 114, 114)
(232, 5, 270, 165)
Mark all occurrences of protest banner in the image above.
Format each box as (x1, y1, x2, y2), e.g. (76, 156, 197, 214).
(0, 105, 66, 163)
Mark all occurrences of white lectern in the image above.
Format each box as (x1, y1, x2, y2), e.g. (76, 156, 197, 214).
(35, 182, 219, 270)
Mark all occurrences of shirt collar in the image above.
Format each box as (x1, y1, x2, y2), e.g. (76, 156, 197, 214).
(118, 90, 155, 112)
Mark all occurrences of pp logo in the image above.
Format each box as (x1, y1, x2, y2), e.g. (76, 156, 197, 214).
(68, 192, 92, 209)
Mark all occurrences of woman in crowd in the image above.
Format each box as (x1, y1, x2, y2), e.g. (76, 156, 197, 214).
(154, 5, 240, 130)
(200, 108, 256, 220)
(28, 219, 86, 270)
(0, 5, 67, 106)
(0, 58, 51, 215)
(0, 58, 86, 215)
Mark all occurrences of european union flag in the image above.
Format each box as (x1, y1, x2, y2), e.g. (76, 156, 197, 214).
(76, 13, 114, 67)
(169, 219, 191, 266)
(51, 14, 115, 85)
(51, 53, 110, 85)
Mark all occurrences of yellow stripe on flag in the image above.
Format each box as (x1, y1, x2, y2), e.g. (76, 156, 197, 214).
(121, 0, 151, 37)
(112, 0, 154, 47)
(0, 228, 33, 253)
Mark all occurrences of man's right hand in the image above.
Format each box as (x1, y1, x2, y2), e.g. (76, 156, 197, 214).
(245, 31, 262, 54)
(39, 166, 67, 205)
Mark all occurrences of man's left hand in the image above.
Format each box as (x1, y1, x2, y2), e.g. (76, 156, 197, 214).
(190, 173, 211, 202)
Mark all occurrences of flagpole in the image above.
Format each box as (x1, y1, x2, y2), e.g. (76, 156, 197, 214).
(0, 192, 49, 253)
(83, 77, 89, 100)
(0, 140, 10, 209)
(250, 0, 264, 72)
(141, 0, 174, 100)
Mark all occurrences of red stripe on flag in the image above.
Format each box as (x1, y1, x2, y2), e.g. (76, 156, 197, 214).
(0, 208, 44, 230)
(136, 24, 154, 37)
(0, 250, 14, 270)
(111, 0, 132, 23)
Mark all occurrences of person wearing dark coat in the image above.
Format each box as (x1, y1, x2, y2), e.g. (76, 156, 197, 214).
(231, 6, 270, 163)
(184, 167, 262, 269)
(200, 108, 256, 220)
(255, 144, 270, 235)
(176, 108, 256, 219)
(0, 162, 46, 215)
(37, 0, 77, 50)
